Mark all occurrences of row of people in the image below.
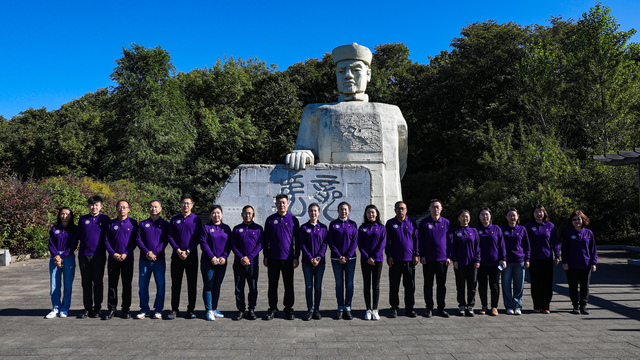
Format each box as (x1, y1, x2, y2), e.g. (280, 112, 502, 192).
(46, 195, 597, 321)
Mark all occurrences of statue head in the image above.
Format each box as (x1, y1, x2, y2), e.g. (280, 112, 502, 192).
(332, 43, 372, 102)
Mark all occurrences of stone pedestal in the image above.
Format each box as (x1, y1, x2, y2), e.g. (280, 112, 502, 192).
(213, 164, 372, 226)
(0, 249, 11, 266)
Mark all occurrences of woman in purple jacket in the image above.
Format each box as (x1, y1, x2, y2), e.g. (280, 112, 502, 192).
(452, 210, 481, 317)
(475, 207, 506, 316)
(46, 207, 78, 319)
(358, 204, 387, 320)
(562, 210, 597, 315)
(299, 203, 328, 321)
(200, 205, 231, 321)
(500, 208, 530, 315)
(525, 204, 559, 314)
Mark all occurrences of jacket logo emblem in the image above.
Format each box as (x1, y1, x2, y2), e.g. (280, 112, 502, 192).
(114, 225, 119, 230)
(145, 223, 150, 228)
(55, 230, 61, 234)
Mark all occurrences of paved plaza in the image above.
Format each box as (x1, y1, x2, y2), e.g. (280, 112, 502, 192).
(1, 250, 639, 359)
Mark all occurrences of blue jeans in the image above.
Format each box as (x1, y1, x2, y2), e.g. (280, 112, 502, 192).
(49, 254, 76, 314)
(201, 262, 227, 310)
(331, 258, 356, 310)
(502, 262, 525, 310)
(138, 260, 166, 313)
(302, 262, 325, 311)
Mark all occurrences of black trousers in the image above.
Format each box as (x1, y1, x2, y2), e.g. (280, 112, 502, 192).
(530, 259, 555, 310)
(78, 255, 106, 311)
(423, 261, 448, 310)
(361, 261, 383, 310)
(267, 259, 295, 312)
(234, 262, 259, 311)
(478, 265, 500, 308)
(389, 260, 415, 310)
(454, 265, 478, 307)
(107, 261, 134, 312)
(566, 268, 591, 307)
(170, 255, 198, 312)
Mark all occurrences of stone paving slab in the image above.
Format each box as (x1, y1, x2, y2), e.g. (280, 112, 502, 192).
(1, 250, 639, 359)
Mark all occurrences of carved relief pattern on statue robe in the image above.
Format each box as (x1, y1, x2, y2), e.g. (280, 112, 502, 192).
(331, 113, 382, 152)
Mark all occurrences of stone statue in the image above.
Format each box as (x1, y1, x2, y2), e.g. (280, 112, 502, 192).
(285, 43, 408, 220)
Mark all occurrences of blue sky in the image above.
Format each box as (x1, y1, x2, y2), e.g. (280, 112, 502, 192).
(1, 0, 638, 119)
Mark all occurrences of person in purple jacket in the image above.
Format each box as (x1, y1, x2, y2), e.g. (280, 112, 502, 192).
(230, 205, 262, 321)
(299, 203, 328, 321)
(385, 201, 419, 318)
(263, 194, 300, 321)
(135, 200, 168, 320)
(359, 204, 387, 320)
(76, 195, 110, 319)
(167, 194, 202, 320)
(500, 208, 530, 315)
(418, 199, 452, 318)
(45, 207, 78, 319)
(475, 207, 506, 316)
(452, 210, 481, 317)
(200, 205, 231, 321)
(328, 201, 358, 320)
(102, 200, 138, 320)
(562, 210, 597, 315)
(525, 204, 560, 314)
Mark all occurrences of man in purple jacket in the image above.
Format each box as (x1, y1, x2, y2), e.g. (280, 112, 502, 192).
(76, 195, 110, 319)
(386, 201, 419, 318)
(102, 200, 138, 320)
(230, 205, 263, 321)
(418, 199, 453, 318)
(135, 200, 168, 320)
(167, 194, 202, 320)
(263, 194, 300, 320)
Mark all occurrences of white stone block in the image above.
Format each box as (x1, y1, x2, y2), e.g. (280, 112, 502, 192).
(0, 249, 11, 266)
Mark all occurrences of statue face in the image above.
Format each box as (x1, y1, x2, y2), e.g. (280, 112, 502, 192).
(335, 60, 371, 98)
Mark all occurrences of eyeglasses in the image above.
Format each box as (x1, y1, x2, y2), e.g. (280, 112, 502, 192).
(116, 206, 129, 210)
(572, 218, 582, 222)
(181, 202, 193, 206)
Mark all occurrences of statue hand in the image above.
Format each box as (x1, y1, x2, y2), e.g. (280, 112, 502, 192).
(285, 150, 314, 170)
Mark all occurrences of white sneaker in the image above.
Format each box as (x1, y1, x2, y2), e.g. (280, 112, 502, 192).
(153, 312, 162, 319)
(206, 310, 215, 321)
(364, 309, 372, 320)
(45, 309, 59, 319)
(506, 308, 515, 315)
(514, 308, 522, 315)
(372, 309, 380, 320)
(136, 312, 146, 319)
(213, 309, 224, 318)
(59, 312, 67, 318)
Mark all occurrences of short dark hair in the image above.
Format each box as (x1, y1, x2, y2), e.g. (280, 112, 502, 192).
(338, 201, 351, 211)
(458, 209, 470, 217)
(87, 195, 103, 205)
(180, 194, 193, 203)
(479, 207, 492, 223)
(242, 205, 254, 214)
(148, 199, 162, 207)
(530, 204, 549, 222)
(308, 203, 320, 211)
(569, 210, 590, 228)
(115, 199, 129, 209)
(363, 204, 383, 225)
(275, 194, 289, 202)
(209, 204, 222, 214)
(394, 201, 406, 209)
(429, 199, 442, 207)
(505, 207, 520, 224)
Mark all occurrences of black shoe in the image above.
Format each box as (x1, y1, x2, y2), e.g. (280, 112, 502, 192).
(466, 307, 475, 317)
(407, 309, 417, 318)
(186, 311, 196, 319)
(102, 310, 115, 320)
(343, 310, 353, 320)
(437, 309, 450, 318)
(580, 306, 590, 315)
(313, 310, 322, 320)
(246, 310, 257, 320)
(90, 308, 101, 318)
(233, 311, 244, 321)
(334, 310, 343, 320)
(77, 310, 89, 319)
(263, 309, 277, 320)
(389, 307, 398, 318)
(424, 309, 433, 318)
(121, 311, 131, 319)
(304, 311, 313, 321)
(167, 310, 178, 320)
(285, 310, 295, 320)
